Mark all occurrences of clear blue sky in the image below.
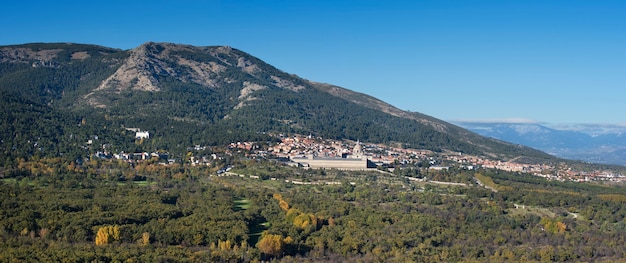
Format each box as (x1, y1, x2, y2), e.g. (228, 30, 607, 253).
(2, 0, 625, 124)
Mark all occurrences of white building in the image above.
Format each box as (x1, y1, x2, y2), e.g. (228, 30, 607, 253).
(135, 131, 150, 139)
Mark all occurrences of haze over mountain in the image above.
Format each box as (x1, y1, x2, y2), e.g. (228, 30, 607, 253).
(455, 121, 626, 166)
(1, 42, 554, 163)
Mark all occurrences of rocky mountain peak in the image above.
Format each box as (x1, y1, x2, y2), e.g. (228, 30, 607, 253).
(87, 43, 229, 106)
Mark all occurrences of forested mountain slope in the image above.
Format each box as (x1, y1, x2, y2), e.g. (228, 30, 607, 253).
(0, 42, 552, 161)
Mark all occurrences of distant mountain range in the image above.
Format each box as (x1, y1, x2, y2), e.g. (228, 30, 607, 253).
(0, 42, 553, 163)
(454, 121, 626, 166)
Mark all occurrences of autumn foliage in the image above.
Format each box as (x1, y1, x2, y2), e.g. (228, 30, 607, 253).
(540, 218, 567, 234)
(95, 225, 120, 246)
(274, 193, 324, 230)
(256, 233, 285, 257)
(273, 193, 290, 211)
(598, 194, 626, 203)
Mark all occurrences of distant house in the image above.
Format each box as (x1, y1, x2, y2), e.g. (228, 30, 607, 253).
(124, 127, 150, 139)
(132, 152, 150, 160)
(135, 131, 150, 139)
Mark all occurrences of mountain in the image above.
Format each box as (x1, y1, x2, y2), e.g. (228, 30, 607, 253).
(455, 121, 626, 165)
(0, 42, 554, 163)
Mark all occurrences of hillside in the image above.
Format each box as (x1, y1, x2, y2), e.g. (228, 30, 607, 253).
(0, 42, 553, 162)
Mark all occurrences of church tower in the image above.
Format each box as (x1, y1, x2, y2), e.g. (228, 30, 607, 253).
(352, 141, 363, 159)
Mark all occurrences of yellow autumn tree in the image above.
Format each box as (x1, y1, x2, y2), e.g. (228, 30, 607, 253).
(285, 208, 301, 222)
(141, 232, 150, 246)
(218, 240, 232, 251)
(95, 225, 121, 246)
(273, 193, 290, 211)
(540, 218, 567, 234)
(279, 199, 290, 211)
(556, 221, 567, 233)
(328, 217, 336, 227)
(257, 233, 285, 258)
(294, 213, 317, 229)
(95, 228, 109, 246)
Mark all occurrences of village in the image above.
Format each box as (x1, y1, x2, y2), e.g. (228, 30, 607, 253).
(232, 134, 626, 183)
(95, 130, 625, 183)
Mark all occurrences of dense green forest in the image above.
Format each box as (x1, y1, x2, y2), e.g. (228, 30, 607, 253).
(0, 94, 139, 166)
(1, 158, 626, 262)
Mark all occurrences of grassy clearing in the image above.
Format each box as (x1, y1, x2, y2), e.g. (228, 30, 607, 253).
(507, 205, 558, 218)
(116, 181, 157, 186)
(132, 181, 156, 186)
(1, 178, 35, 186)
(234, 199, 251, 210)
(232, 197, 269, 245)
(1, 178, 17, 183)
(248, 221, 269, 245)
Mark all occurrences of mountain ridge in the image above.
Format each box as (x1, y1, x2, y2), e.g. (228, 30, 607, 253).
(455, 121, 626, 165)
(0, 42, 553, 162)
